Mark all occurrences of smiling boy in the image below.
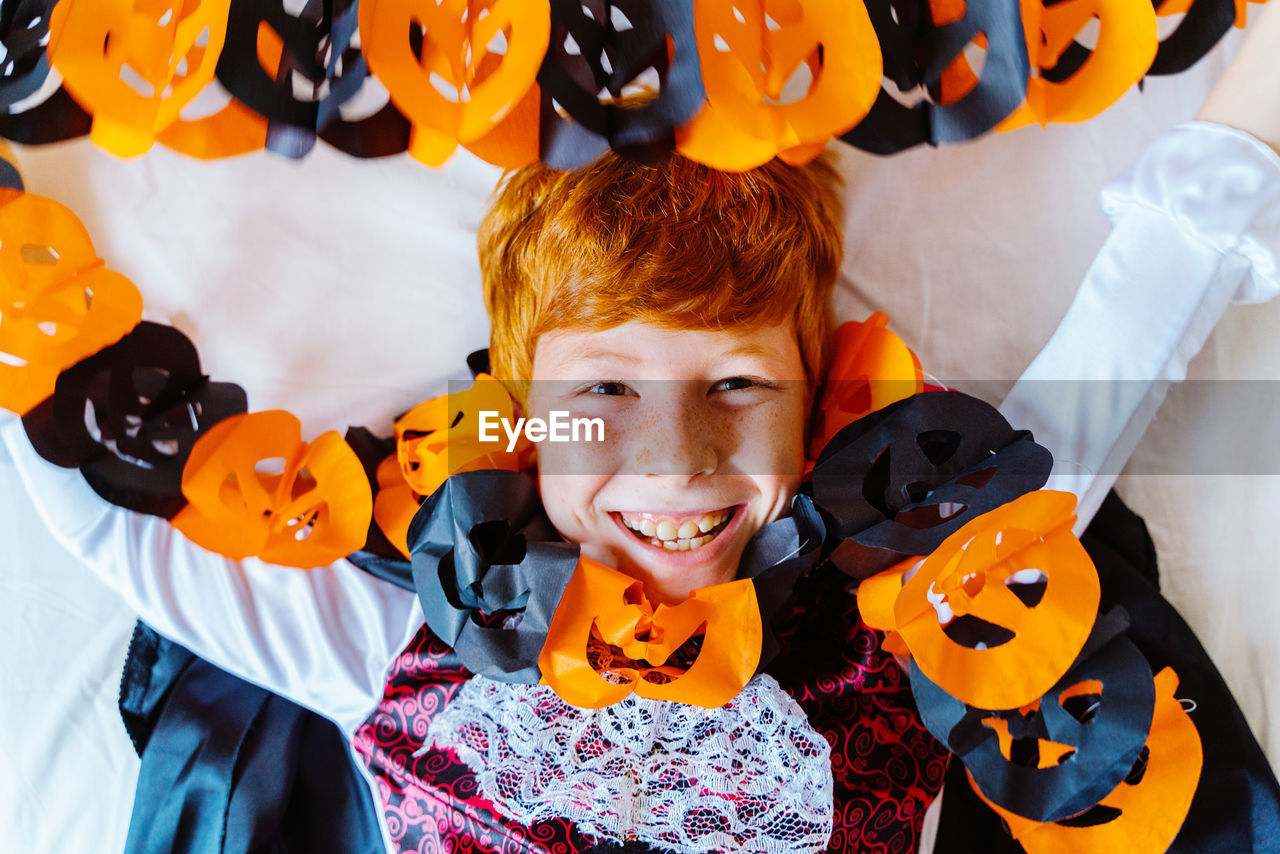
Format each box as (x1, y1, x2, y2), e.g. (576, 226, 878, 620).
(479, 150, 839, 603)
(11, 30, 1280, 845)
(6, 142, 943, 853)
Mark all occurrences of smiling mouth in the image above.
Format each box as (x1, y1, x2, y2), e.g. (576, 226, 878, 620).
(618, 507, 737, 552)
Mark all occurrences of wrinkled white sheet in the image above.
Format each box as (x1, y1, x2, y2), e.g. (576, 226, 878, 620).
(2, 32, 1276, 854)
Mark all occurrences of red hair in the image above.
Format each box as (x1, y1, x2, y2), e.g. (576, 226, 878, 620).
(478, 150, 843, 400)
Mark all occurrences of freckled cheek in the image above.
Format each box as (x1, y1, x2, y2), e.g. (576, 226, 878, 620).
(718, 402, 807, 477)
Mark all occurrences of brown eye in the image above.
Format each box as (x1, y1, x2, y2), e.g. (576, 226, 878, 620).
(586, 381, 632, 396)
(712, 377, 756, 393)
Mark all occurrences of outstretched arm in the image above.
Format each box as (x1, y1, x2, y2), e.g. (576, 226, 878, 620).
(999, 8, 1280, 525)
(1198, 2, 1280, 153)
(1, 413, 421, 734)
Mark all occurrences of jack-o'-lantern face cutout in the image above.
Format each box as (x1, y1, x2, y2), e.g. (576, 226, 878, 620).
(911, 623, 1157, 822)
(540, 557, 763, 708)
(408, 469, 578, 682)
(1146, 0, 1252, 77)
(808, 312, 923, 461)
(677, 0, 881, 170)
(359, 0, 548, 168)
(537, 0, 705, 168)
(217, 0, 398, 158)
(841, 0, 1030, 154)
(22, 321, 248, 518)
(0, 193, 143, 415)
(374, 374, 531, 556)
(889, 490, 1100, 710)
(0, 0, 59, 107)
(810, 391, 1052, 580)
(172, 409, 372, 567)
(974, 667, 1202, 853)
(48, 0, 232, 157)
(405, 374, 528, 494)
(996, 0, 1157, 130)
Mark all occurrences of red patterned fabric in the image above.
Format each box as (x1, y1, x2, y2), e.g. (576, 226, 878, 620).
(352, 567, 948, 853)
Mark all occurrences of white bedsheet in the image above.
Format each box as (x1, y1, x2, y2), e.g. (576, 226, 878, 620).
(3, 31, 1277, 853)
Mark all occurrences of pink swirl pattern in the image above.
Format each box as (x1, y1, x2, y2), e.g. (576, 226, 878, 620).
(352, 569, 948, 853)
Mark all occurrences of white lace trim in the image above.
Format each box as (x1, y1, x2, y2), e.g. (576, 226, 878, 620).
(427, 674, 834, 853)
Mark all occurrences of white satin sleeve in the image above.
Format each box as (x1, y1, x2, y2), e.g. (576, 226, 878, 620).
(998, 121, 1280, 528)
(1, 413, 423, 735)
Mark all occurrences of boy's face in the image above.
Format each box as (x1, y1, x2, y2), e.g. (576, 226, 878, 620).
(527, 321, 808, 603)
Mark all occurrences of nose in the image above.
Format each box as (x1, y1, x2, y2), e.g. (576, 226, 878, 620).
(632, 387, 718, 478)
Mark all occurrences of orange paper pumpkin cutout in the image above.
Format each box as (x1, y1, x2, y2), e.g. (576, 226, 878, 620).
(973, 667, 1203, 853)
(372, 453, 422, 559)
(539, 557, 763, 709)
(373, 374, 531, 556)
(678, 0, 882, 170)
(892, 490, 1101, 710)
(48, 0, 233, 157)
(173, 410, 373, 568)
(155, 87, 269, 159)
(808, 312, 924, 460)
(0, 193, 143, 415)
(855, 556, 917, 657)
(359, 0, 547, 168)
(998, 0, 1158, 130)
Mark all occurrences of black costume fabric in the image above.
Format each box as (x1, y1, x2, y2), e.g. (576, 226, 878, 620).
(117, 623, 385, 854)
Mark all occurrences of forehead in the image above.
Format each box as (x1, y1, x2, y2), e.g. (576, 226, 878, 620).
(531, 320, 806, 380)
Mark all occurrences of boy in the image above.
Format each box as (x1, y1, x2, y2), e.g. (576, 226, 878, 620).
(8, 146, 958, 853)
(8, 14, 1280, 847)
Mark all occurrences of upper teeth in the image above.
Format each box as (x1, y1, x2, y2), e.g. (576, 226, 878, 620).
(621, 510, 729, 551)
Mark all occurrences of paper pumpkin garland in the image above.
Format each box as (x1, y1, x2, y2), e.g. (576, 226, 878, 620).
(809, 390, 1053, 579)
(911, 615, 1157, 822)
(888, 489, 1100, 710)
(0, 147, 1208, 848)
(997, 0, 1158, 130)
(972, 666, 1203, 854)
(1, 0, 1266, 162)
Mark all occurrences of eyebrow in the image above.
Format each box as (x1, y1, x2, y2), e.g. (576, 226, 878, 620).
(569, 343, 778, 365)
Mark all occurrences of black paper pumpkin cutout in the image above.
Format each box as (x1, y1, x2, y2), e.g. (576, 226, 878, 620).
(217, 0, 408, 158)
(1148, 0, 1236, 76)
(407, 468, 579, 683)
(0, 0, 91, 145)
(911, 612, 1157, 823)
(841, 0, 1030, 154)
(537, 0, 705, 168)
(0, 0, 57, 108)
(21, 321, 248, 518)
(809, 390, 1052, 577)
